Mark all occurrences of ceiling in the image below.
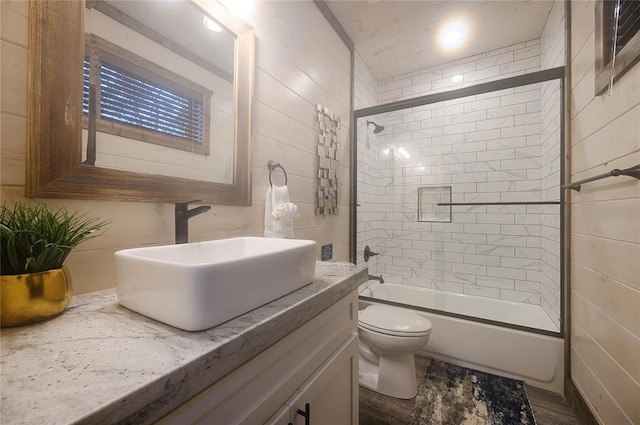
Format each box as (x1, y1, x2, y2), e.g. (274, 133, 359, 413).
(326, 1, 554, 81)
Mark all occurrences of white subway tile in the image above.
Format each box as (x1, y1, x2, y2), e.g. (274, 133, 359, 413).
(477, 181, 514, 192)
(486, 234, 528, 246)
(443, 242, 477, 253)
(452, 172, 486, 183)
(514, 45, 541, 61)
(412, 70, 443, 85)
(393, 257, 422, 268)
(501, 257, 541, 270)
(453, 141, 488, 154)
(443, 272, 477, 284)
(516, 279, 541, 292)
(464, 192, 501, 203)
(433, 281, 465, 293)
(432, 251, 465, 263)
(501, 123, 540, 138)
(516, 247, 541, 259)
(487, 103, 528, 119)
(501, 157, 540, 170)
(477, 116, 515, 131)
(500, 56, 540, 74)
(486, 136, 527, 150)
(477, 275, 514, 289)
(464, 97, 501, 112)
(452, 262, 487, 274)
(402, 276, 433, 288)
(443, 122, 477, 135)
(464, 160, 500, 172)
(501, 224, 541, 236)
(500, 90, 540, 106)
(478, 148, 515, 161)
(487, 265, 527, 280)
(465, 65, 501, 82)
(464, 129, 501, 143)
(515, 112, 541, 126)
(477, 213, 515, 224)
(452, 110, 487, 124)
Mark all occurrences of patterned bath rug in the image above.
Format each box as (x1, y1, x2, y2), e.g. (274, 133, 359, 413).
(409, 358, 536, 425)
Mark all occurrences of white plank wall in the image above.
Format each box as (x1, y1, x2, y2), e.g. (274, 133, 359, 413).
(0, 1, 352, 294)
(568, 1, 640, 425)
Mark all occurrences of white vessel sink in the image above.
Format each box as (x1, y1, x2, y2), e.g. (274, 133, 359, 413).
(115, 237, 317, 331)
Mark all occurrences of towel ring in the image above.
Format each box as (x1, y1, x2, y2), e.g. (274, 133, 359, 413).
(268, 160, 288, 186)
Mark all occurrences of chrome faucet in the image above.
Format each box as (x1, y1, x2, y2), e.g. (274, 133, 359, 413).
(175, 200, 211, 244)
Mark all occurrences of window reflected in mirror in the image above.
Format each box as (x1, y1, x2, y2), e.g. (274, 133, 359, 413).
(83, 0, 235, 183)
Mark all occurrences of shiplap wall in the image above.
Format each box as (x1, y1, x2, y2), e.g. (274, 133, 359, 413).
(569, 1, 640, 424)
(0, 0, 351, 294)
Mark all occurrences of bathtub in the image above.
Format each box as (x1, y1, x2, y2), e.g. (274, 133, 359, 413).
(359, 282, 564, 393)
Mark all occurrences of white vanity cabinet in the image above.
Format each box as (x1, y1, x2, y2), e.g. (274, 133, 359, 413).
(158, 290, 359, 425)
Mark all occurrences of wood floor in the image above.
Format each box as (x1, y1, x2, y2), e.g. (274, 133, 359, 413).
(359, 356, 581, 425)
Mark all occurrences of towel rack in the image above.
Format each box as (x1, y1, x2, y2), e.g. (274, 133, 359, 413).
(562, 164, 640, 192)
(268, 160, 288, 186)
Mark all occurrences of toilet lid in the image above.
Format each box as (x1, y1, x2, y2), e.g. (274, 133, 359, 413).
(359, 305, 432, 336)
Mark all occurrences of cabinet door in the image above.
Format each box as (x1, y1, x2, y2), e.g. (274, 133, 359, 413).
(264, 406, 291, 425)
(287, 333, 359, 425)
(157, 292, 358, 425)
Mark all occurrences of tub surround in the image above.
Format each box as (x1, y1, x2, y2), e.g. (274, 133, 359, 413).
(0, 261, 367, 425)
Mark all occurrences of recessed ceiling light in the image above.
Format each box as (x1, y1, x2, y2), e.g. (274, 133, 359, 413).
(439, 18, 469, 51)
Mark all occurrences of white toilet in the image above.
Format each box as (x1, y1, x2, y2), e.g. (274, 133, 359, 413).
(358, 305, 432, 399)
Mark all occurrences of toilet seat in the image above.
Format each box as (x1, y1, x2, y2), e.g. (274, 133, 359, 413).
(359, 305, 432, 337)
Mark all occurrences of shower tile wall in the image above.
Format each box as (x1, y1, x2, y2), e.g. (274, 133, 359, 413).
(364, 40, 562, 325)
(374, 84, 547, 305)
(378, 40, 542, 104)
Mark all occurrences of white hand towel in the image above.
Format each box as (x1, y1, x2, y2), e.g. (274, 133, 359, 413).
(264, 185, 298, 238)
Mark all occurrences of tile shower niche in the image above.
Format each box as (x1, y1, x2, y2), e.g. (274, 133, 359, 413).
(418, 186, 452, 223)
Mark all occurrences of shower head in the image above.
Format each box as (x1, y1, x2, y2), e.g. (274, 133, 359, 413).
(366, 120, 385, 134)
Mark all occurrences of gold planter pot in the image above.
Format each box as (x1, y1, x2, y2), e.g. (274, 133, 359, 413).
(1, 267, 72, 327)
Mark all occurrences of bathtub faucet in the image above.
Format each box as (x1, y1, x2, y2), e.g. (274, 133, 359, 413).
(368, 274, 384, 284)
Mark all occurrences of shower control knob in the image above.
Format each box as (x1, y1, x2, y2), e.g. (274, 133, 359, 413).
(364, 246, 379, 262)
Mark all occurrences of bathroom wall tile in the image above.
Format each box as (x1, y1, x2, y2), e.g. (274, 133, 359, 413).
(477, 275, 514, 289)
(476, 245, 516, 257)
(463, 254, 501, 267)
(487, 265, 527, 280)
(356, 37, 558, 313)
(501, 257, 541, 270)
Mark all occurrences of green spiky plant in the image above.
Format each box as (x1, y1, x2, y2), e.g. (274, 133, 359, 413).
(0, 202, 109, 275)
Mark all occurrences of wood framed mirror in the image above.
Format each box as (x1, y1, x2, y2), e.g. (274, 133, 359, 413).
(27, 0, 253, 205)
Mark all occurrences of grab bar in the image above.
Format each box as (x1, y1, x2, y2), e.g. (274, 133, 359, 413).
(562, 164, 640, 192)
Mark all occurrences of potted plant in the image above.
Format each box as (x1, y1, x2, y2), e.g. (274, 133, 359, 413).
(1, 202, 108, 327)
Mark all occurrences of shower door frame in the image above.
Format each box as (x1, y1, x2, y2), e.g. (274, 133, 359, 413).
(351, 67, 566, 337)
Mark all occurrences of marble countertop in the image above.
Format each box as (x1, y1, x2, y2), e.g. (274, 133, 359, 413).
(0, 261, 367, 425)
